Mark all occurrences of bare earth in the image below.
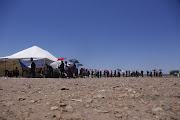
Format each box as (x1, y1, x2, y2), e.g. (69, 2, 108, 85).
(0, 77, 179, 120)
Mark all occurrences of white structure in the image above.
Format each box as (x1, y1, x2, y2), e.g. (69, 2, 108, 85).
(1, 46, 57, 61)
(0, 46, 58, 68)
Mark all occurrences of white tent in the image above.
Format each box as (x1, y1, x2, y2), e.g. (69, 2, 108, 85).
(0, 46, 58, 68)
(1, 46, 57, 61)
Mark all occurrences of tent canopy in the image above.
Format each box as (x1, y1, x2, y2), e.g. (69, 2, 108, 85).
(0, 46, 57, 61)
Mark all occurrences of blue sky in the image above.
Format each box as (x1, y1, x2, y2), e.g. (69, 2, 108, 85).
(0, 0, 180, 73)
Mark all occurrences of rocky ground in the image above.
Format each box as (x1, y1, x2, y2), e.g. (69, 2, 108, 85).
(0, 77, 179, 120)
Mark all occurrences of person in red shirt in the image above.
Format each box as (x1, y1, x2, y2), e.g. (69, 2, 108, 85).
(114, 70, 116, 77)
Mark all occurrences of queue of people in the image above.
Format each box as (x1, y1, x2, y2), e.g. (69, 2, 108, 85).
(76, 69, 163, 78)
(13, 58, 163, 78)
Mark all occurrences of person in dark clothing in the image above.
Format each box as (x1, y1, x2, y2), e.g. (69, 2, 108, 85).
(91, 70, 94, 78)
(100, 71, 102, 78)
(59, 61, 65, 78)
(46, 64, 53, 78)
(159, 71, 163, 77)
(135, 70, 138, 77)
(118, 71, 120, 77)
(153, 71, 156, 77)
(156, 71, 158, 77)
(107, 71, 109, 77)
(150, 71, 152, 77)
(147, 71, 149, 77)
(75, 68, 78, 78)
(141, 71, 144, 77)
(87, 70, 90, 78)
(97, 71, 99, 78)
(104, 71, 106, 77)
(28, 58, 36, 78)
(114, 70, 116, 77)
(13, 67, 19, 77)
(126, 71, 128, 77)
(80, 68, 83, 78)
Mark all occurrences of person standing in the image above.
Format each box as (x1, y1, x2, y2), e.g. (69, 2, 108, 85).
(28, 58, 36, 78)
(94, 70, 97, 78)
(135, 70, 138, 77)
(104, 70, 106, 77)
(13, 67, 19, 77)
(159, 71, 163, 77)
(107, 71, 109, 77)
(59, 61, 65, 78)
(97, 70, 99, 78)
(114, 70, 116, 77)
(46, 64, 53, 78)
(91, 70, 94, 78)
(110, 70, 112, 77)
(147, 71, 149, 77)
(141, 71, 144, 77)
(156, 71, 158, 77)
(122, 70, 125, 77)
(118, 71, 120, 77)
(150, 71, 152, 77)
(87, 70, 90, 78)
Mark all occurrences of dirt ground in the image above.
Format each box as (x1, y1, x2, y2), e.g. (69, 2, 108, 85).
(0, 77, 179, 120)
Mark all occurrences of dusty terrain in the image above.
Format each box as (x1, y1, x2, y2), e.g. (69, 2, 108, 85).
(0, 77, 179, 120)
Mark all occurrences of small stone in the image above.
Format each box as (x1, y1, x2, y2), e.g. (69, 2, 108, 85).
(128, 89, 132, 93)
(60, 103, 66, 107)
(152, 107, 163, 112)
(71, 99, 82, 102)
(29, 100, 36, 103)
(96, 94, 105, 99)
(130, 94, 135, 97)
(19, 97, 26, 101)
(113, 108, 121, 114)
(85, 104, 90, 108)
(162, 104, 171, 111)
(164, 106, 171, 111)
(94, 109, 109, 113)
(5, 101, 14, 106)
(61, 86, 69, 90)
(132, 91, 136, 94)
(66, 105, 72, 109)
(50, 106, 59, 111)
(123, 106, 128, 110)
(86, 99, 93, 103)
(115, 114, 123, 118)
(119, 94, 127, 98)
(125, 88, 128, 91)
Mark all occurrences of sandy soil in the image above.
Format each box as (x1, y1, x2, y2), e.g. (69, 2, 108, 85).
(0, 77, 179, 120)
